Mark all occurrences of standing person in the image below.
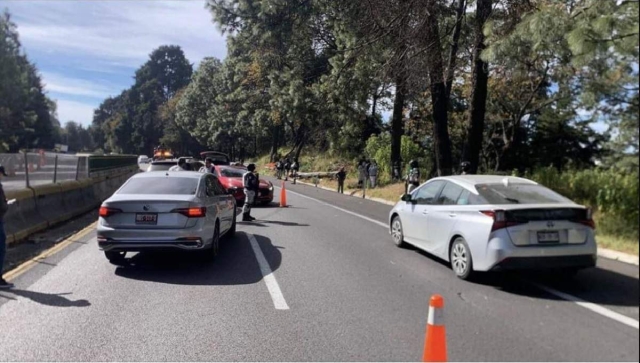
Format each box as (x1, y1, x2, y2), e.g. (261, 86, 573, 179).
(0, 165, 14, 289)
(291, 159, 300, 184)
(368, 160, 379, 188)
(284, 158, 291, 181)
(357, 158, 366, 188)
(199, 158, 215, 173)
(169, 158, 191, 171)
(406, 160, 421, 193)
(242, 164, 259, 222)
(275, 159, 282, 179)
(336, 167, 346, 194)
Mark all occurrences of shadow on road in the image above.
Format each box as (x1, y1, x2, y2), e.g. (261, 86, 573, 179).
(113, 233, 281, 286)
(238, 220, 310, 227)
(1, 290, 90, 307)
(413, 248, 639, 308)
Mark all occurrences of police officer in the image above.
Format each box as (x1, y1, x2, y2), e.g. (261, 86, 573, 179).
(242, 164, 259, 222)
(291, 159, 300, 184)
(284, 158, 291, 181)
(406, 160, 420, 193)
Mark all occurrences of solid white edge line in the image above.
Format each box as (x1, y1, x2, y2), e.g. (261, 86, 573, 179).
(246, 232, 290, 310)
(279, 185, 640, 330)
(532, 283, 639, 330)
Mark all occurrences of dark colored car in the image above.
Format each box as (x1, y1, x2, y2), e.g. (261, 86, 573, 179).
(200, 151, 230, 166)
(213, 165, 274, 205)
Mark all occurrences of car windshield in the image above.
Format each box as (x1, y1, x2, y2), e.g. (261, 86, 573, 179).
(475, 183, 573, 205)
(118, 177, 198, 195)
(219, 167, 245, 178)
(148, 163, 175, 171)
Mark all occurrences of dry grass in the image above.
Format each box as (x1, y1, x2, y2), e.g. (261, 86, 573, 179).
(596, 234, 639, 255)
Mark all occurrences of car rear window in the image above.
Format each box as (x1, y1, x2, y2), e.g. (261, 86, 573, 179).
(118, 177, 199, 195)
(148, 163, 175, 171)
(219, 167, 245, 178)
(476, 183, 572, 204)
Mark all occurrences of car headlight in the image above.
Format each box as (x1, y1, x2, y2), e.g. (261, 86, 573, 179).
(268, 183, 274, 191)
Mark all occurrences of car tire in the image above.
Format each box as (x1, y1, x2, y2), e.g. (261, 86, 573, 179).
(206, 222, 220, 261)
(390, 216, 406, 247)
(450, 237, 474, 280)
(105, 251, 127, 266)
(226, 211, 237, 239)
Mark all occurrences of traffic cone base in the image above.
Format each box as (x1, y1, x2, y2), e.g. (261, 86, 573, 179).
(422, 294, 447, 362)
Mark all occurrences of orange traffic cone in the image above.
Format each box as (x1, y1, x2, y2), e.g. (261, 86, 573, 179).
(422, 295, 447, 362)
(280, 180, 288, 208)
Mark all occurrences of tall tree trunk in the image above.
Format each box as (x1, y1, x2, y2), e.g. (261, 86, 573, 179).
(270, 123, 280, 162)
(425, 5, 453, 176)
(371, 87, 379, 117)
(444, 0, 466, 102)
(390, 75, 406, 178)
(462, 0, 492, 174)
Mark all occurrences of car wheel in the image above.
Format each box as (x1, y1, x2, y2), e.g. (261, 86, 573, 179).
(450, 237, 474, 280)
(105, 251, 127, 266)
(207, 222, 220, 260)
(226, 210, 237, 239)
(391, 216, 406, 247)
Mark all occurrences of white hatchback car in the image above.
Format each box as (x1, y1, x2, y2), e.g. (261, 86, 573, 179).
(389, 175, 597, 280)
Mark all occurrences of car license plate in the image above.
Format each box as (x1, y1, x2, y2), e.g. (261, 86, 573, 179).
(135, 213, 157, 225)
(538, 231, 559, 243)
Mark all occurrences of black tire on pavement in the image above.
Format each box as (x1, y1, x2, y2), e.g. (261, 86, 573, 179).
(205, 222, 220, 261)
(226, 210, 237, 239)
(450, 237, 475, 281)
(390, 216, 406, 248)
(105, 251, 127, 266)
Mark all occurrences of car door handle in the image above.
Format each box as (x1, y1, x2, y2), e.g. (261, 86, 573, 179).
(422, 210, 429, 215)
(448, 213, 457, 218)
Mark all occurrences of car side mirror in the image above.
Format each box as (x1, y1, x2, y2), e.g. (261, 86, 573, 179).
(401, 194, 414, 203)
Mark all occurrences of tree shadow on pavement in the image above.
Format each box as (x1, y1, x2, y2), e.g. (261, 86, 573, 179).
(113, 233, 281, 286)
(1, 290, 90, 307)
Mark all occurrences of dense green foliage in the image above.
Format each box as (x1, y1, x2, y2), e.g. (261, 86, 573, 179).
(522, 167, 639, 240)
(0, 11, 60, 152)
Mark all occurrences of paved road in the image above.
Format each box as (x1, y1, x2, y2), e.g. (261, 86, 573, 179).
(0, 180, 638, 361)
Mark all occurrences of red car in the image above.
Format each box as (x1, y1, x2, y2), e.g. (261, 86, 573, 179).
(213, 165, 274, 206)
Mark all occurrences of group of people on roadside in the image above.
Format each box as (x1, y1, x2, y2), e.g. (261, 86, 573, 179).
(275, 158, 299, 182)
(357, 158, 380, 189)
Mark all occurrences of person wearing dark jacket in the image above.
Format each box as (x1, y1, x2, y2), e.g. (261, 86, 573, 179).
(336, 167, 346, 194)
(242, 164, 259, 222)
(0, 165, 14, 289)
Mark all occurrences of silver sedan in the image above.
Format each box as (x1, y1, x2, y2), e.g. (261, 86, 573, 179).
(97, 171, 237, 265)
(388, 175, 597, 280)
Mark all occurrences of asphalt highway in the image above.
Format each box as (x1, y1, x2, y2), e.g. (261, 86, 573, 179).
(0, 180, 638, 361)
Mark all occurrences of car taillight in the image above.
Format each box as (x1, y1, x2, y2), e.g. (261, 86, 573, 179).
(99, 206, 122, 218)
(480, 210, 524, 232)
(172, 207, 207, 218)
(577, 208, 596, 229)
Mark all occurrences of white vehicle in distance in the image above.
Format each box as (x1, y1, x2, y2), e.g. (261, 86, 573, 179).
(138, 155, 149, 164)
(389, 175, 597, 280)
(97, 171, 237, 265)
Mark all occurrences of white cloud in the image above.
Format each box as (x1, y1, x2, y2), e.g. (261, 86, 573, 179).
(10, 0, 227, 68)
(40, 71, 120, 99)
(55, 100, 96, 127)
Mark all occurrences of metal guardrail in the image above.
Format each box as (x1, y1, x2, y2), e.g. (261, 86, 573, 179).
(0, 152, 137, 191)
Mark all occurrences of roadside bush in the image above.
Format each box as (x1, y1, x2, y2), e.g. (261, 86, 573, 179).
(523, 167, 639, 240)
(364, 133, 426, 183)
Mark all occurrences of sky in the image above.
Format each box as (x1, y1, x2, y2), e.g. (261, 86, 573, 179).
(1, 0, 228, 126)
